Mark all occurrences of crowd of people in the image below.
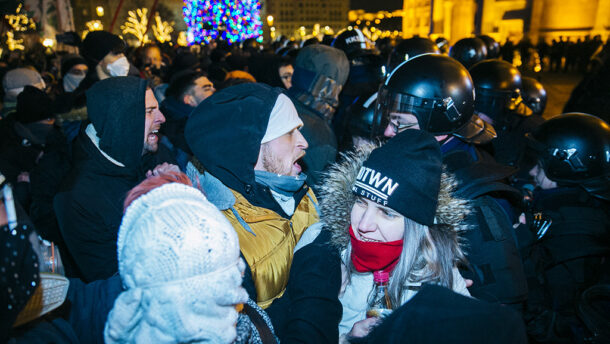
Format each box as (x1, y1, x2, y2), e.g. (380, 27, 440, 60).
(1, 27, 610, 344)
(499, 35, 606, 73)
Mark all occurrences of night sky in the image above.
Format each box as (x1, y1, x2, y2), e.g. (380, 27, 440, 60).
(350, 0, 403, 12)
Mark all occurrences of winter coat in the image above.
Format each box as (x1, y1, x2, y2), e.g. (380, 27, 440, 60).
(186, 162, 319, 309)
(185, 83, 341, 343)
(296, 143, 472, 338)
(53, 77, 166, 282)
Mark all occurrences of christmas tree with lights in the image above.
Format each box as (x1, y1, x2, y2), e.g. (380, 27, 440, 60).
(183, 0, 263, 44)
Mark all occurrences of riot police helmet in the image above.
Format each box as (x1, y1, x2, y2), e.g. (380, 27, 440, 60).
(377, 54, 496, 143)
(478, 35, 501, 59)
(527, 113, 610, 199)
(387, 36, 440, 74)
(331, 28, 374, 60)
(521, 76, 547, 116)
(346, 92, 386, 140)
(449, 37, 488, 69)
(469, 59, 526, 123)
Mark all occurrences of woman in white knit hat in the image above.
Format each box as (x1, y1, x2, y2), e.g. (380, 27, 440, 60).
(104, 172, 275, 344)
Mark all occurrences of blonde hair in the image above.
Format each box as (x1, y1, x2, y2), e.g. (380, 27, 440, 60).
(345, 217, 466, 307)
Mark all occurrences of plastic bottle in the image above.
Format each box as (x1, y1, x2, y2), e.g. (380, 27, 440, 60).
(366, 271, 393, 318)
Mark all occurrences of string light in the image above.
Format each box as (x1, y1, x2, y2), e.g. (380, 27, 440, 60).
(182, 0, 263, 44)
(153, 12, 174, 43)
(6, 31, 24, 51)
(177, 31, 189, 46)
(5, 4, 36, 32)
(121, 8, 151, 45)
(86, 20, 103, 31)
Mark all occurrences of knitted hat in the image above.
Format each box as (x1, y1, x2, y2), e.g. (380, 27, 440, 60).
(60, 54, 87, 76)
(352, 129, 442, 226)
(261, 93, 303, 143)
(16, 86, 54, 123)
(2, 68, 45, 101)
(81, 31, 125, 64)
(105, 183, 248, 344)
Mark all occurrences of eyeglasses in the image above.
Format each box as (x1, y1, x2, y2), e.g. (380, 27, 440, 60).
(389, 118, 418, 134)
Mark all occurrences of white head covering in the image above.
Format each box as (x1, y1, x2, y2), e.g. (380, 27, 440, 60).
(261, 93, 304, 143)
(104, 183, 248, 344)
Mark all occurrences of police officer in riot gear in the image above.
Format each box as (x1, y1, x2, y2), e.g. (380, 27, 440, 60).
(379, 54, 528, 309)
(521, 76, 547, 116)
(379, 54, 494, 143)
(523, 113, 610, 343)
(450, 37, 488, 69)
(470, 59, 544, 168)
(331, 28, 385, 148)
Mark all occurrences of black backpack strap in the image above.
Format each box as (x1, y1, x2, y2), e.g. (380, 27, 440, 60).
(243, 303, 278, 344)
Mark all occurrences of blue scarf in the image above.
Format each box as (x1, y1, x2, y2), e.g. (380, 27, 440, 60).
(254, 170, 307, 197)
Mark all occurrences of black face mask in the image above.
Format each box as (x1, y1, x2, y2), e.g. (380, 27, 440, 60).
(0, 221, 39, 339)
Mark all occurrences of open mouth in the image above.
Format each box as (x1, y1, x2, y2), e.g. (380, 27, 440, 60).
(292, 153, 306, 173)
(148, 129, 159, 144)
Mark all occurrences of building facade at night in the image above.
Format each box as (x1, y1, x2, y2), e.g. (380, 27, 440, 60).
(348, 0, 610, 43)
(261, 0, 349, 39)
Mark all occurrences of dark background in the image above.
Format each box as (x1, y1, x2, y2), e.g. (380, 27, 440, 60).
(350, 0, 403, 12)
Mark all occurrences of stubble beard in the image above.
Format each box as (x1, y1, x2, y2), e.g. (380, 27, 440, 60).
(261, 144, 289, 176)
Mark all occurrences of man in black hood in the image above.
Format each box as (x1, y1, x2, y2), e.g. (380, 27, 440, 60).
(54, 76, 175, 282)
(287, 44, 350, 190)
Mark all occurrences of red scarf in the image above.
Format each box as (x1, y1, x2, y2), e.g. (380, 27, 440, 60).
(349, 226, 404, 273)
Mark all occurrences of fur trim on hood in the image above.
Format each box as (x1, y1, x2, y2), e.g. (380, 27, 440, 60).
(316, 142, 471, 251)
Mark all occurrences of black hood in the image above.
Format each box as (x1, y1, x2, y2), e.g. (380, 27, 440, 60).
(86, 76, 147, 168)
(185, 83, 287, 210)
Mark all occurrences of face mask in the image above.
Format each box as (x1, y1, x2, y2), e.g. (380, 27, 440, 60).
(349, 226, 403, 273)
(63, 73, 86, 92)
(107, 56, 130, 77)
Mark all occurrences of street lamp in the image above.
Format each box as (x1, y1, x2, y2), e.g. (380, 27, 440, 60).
(267, 15, 274, 27)
(96, 6, 104, 17)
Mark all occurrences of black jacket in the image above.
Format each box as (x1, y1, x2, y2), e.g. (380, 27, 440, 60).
(53, 77, 161, 282)
(185, 83, 342, 343)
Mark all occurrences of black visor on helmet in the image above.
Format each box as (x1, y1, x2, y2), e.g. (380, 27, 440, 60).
(376, 86, 467, 135)
(475, 87, 526, 122)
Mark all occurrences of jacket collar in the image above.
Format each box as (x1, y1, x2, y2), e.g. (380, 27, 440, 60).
(185, 160, 310, 218)
(186, 161, 235, 210)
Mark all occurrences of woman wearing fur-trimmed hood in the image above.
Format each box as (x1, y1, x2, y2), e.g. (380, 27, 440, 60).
(295, 130, 472, 341)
